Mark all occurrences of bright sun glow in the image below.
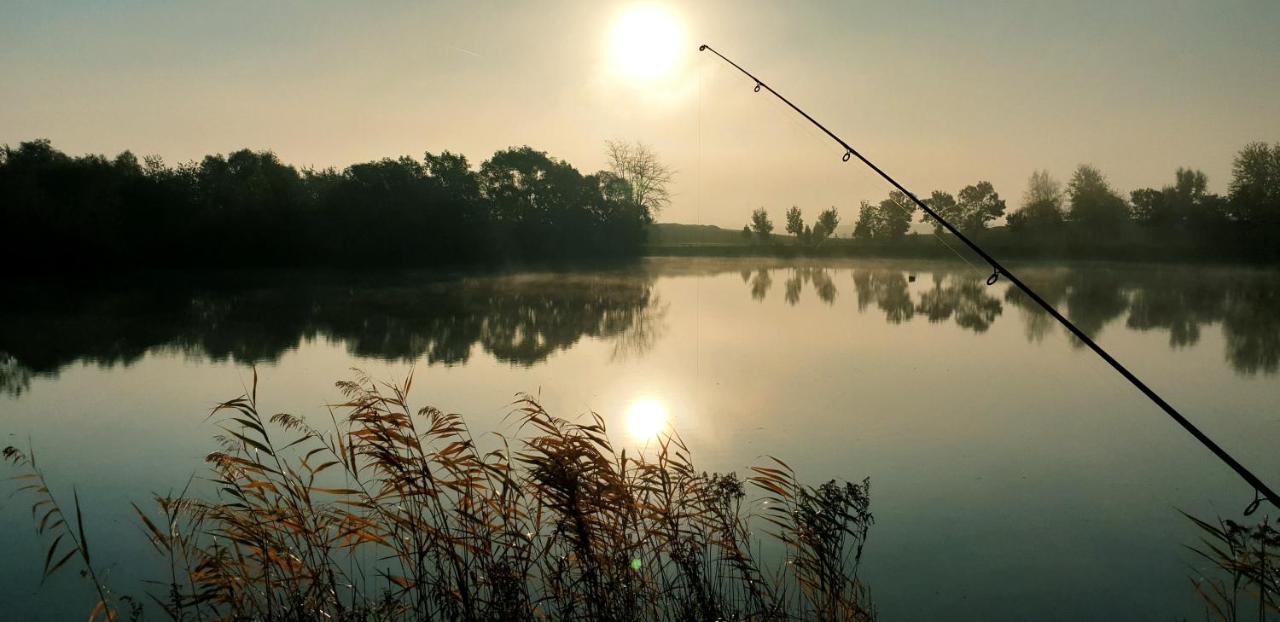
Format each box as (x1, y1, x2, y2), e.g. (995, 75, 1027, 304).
(625, 398, 669, 442)
(608, 5, 685, 81)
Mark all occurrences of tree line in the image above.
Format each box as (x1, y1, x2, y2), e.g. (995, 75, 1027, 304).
(0, 139, 671, 270)
(741, 141, 1280, 259)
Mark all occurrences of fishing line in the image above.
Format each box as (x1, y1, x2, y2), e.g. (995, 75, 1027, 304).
(697, 43, 1279, 512)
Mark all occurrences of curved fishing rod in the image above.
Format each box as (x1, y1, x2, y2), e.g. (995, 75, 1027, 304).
(698, 43, 1279, 513)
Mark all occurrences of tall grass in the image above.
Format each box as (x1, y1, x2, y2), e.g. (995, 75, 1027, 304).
(1185, 512, 1280, 621)
(5, 370, 876, 621)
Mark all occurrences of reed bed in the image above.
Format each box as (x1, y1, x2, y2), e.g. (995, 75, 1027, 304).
(5, 370, 876, 621)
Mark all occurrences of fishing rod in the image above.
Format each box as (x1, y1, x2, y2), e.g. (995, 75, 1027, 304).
(698, 43, 1279, 514)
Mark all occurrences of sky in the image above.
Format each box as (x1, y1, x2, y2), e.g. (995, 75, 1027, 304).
(2, 0, 1278, 228)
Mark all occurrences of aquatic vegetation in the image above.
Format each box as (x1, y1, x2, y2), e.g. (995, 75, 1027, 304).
(4, 371, 876, 621)
(1185, 512, 1280, 621)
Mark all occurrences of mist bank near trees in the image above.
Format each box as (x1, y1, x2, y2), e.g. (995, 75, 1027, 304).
(720, 141, 1280, 263)
(0, 139, 669, 271)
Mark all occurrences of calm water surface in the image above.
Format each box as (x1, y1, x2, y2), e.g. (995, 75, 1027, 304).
(2, 257, 1278, 620)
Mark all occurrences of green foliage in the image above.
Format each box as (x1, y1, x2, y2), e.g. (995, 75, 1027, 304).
(5, 372, 877, 622)
(785, 205, 805, 242)
(750, 207, 774, 242)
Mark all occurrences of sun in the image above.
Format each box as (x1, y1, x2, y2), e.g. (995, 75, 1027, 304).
(608, 4, 685, 81)
(625, 398, 669, 442)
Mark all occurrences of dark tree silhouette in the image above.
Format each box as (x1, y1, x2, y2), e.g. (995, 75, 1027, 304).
(0, 139, 654, 271)
(1228, 142, 1279, 226)
(1066, 164, 1128, 230)
(1007, 170, 1065, 231)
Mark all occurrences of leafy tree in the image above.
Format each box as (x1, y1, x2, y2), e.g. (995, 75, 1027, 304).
(784, 206, 805, 244)
(1129, 187, 1169, 226)
(1227, 142, 1279, 225)
(740, 225, 752, 240)
(1130, 167, 1218, 229)
(749, 207, 774, 242)
(1067, 164, 1128, 229)
(956, 181, 1005, 233)
(1008, 170, 1065, 231)
(852, 201, 877, 239)
(876, 190, 915, 239)
(605, 140, 673, 214)
(920, 191, 959, 234)
(813, 207, 840, 243)
(0, 139, 653, 270)
(852, 192, 914, 240)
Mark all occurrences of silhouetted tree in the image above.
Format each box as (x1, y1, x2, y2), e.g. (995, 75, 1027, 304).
(784, 206, 805, 244)
(852, 201, 876, 240)
(749, 207, 774, 242)
(1227, 142, 1279, 226)
(605, 140, 673, 215)
(814, 207, 840, 243)
(921, 191, 959, 234)
(0, 139, 653, 270)
(956, 181, 1006, 233)
(1008, 169, 1065, 231)
(1067, 164, 1128, 230)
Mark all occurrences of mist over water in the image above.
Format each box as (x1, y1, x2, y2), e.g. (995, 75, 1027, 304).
(2, 257, 1278, 620)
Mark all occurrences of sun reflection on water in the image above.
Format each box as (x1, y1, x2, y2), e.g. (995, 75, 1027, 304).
(625, 398, 669, 443)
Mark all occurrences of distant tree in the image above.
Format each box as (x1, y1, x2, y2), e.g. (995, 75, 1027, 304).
(1008, 170, 1065, 231)
(740, 225, 752, 240)
(0, 139, 652, 270)
(920, 191, 959, 234)
(852, 201, 877, 239)
(956, 181, 1005, 233)
(877, 190, 915, 239)
(1227, 142, 1279, 225)
(1131, 167, 1217, 228)
(784, 206, 805, 244)
(1024, 169, 1063, 207)
(1129, 187, 1168, 227)
(605, 140, 673, 215)
(814, 207, 840, 243)
(749, 207, 774, 242)
(1067, 164, 1128, 229)
(853, 192, 914, 240)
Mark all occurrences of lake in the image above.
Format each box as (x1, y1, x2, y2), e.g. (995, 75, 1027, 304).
(2, 257, 1278, 620)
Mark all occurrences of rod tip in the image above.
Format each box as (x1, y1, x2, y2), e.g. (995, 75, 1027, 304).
(698, 44, 708, 51)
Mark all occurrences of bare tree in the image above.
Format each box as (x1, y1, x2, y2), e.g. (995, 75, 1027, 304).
(605, 140, 674, 214)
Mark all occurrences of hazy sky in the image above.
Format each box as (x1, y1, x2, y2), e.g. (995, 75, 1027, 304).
(3, 0, 1277, 228)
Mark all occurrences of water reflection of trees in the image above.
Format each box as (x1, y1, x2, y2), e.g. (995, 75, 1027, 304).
(783, 268, 837, 306)
(0, 273, 664, 396)
(744, 265, 1280, 376)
